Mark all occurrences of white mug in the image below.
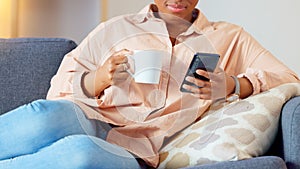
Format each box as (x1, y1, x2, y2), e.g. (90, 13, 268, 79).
(127, 50, 165, 84)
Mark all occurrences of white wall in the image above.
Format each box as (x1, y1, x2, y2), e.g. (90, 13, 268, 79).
(17, 0, 100, 43)
(105, 0, 150, 19)
(198, 0, 300, 75)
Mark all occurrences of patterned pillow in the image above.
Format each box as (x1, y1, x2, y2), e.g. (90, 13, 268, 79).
(158, 83, 300, 169)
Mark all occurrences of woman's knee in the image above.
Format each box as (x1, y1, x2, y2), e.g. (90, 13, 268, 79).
(28, 99, 79, 117)
(17, 99, 95, 138)
(56, 135, 140, 169)
(25, 100, 79, 126)
(1, 99, 80, 132)
(8, 99, 77, 120)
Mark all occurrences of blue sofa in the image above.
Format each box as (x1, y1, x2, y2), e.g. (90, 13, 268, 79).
(0, 38, 299, 169)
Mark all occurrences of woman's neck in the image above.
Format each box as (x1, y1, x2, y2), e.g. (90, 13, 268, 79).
(167, 22, 190, 46)
(152, 5, 198, 46)
(165, 15, 195, 46)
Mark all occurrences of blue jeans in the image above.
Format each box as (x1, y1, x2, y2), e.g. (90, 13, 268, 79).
(0, 100, 141, 169)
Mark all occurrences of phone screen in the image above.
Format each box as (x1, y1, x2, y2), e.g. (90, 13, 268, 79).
(180, 52, 220, 93)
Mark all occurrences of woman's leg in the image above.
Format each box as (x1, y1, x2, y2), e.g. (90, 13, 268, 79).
(0, 135, 141, 169)
(0, 99, 97, 160)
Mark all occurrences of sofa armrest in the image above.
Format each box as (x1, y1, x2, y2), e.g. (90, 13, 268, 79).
(281, 96, 300, 169)
(184, 156, 286, 169)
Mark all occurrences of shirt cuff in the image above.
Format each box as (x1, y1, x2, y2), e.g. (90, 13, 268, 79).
(238, 68, 266, 95)
(73, 71, 100, 107)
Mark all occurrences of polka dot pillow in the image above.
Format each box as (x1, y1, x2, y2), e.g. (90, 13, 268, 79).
(158, 83, 300, 169)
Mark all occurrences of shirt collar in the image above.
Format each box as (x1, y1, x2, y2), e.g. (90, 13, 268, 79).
(131, 4, 215, 34)
(131, 4, 158, 23)
(191, 9, 215, 34)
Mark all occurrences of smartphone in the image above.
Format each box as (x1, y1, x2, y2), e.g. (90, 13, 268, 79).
(180, 52, 220, 93)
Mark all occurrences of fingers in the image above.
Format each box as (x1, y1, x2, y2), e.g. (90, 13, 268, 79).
(109, 64, 131, 85)
(182, 69, 211, 97)
(185, 76, 206, 88)
(112, 71, 130, 82)
(195, 69, 223, 82)
(110, 51, 130, 65)
(116, 62, 130, 72)
(182, 68, 229, 101)
(101, 49, 134, 85)
(182, 79, 211, 99)
(195, 69, 210, 80)
(106, 49, 132, 72)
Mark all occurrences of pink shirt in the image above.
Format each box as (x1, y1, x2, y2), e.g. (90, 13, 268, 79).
(47, 4, 299, 167)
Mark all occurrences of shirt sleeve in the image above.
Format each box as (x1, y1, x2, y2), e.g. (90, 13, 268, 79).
(235, 29, 299, 95)
(46, 25, 106, 107)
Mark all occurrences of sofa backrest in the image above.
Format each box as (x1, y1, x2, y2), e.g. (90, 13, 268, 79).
(0, 38, 77, 114)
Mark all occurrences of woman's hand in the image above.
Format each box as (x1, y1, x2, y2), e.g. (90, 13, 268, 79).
(181, 69, 235, 101)
(83, 49, 132, 97)
(98, 49, 132, 86)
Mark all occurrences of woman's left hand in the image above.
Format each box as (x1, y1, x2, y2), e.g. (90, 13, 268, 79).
(182, 69, 235, 101)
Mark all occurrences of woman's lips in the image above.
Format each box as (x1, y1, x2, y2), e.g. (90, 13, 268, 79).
(167, 4, 186, 12)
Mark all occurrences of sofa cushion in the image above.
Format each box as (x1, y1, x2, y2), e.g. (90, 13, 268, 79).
(183, 156, 287, 169)
(158, 83, 300, 169)
(0, 38, 77, 114)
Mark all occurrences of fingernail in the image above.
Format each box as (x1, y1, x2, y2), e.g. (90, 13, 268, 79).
(196, 70, 202, 74)
(186, 76, 193, 81)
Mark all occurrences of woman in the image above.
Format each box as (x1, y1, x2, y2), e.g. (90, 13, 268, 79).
(0, 0, 299, 168)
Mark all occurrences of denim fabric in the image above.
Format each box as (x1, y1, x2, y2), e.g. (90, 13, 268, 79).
(183, 156, 287, 169)
(282, 96, 300, 169)
(0, 100, 141, 169)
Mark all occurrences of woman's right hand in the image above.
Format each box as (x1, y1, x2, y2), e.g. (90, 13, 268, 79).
(98, 49, 132, 86)
(83, 49, 132, 97)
